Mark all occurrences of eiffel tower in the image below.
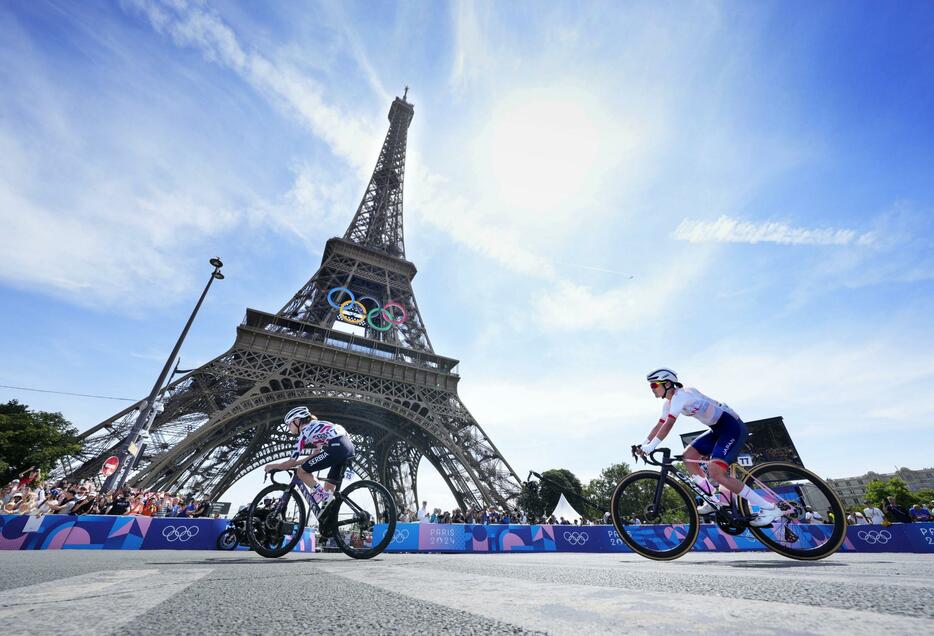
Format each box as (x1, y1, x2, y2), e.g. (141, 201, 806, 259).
(62, 91, 522, 511)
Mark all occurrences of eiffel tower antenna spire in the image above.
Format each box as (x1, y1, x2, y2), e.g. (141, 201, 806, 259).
(343, 89, 414, 258)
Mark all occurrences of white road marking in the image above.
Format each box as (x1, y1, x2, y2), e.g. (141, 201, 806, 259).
(321, 561, 934, 635)
(0, 568, 212, 636)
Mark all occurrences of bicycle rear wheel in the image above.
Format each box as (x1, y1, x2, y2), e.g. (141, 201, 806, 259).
(738, 462, 846, 560)
(327, 480, 396, 559)
(610, 470, 699, 560)
(246, 484, 307, 558)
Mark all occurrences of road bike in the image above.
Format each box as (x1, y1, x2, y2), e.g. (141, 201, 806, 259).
(245, 462, 397, 559)
(609, 447, 846, 561)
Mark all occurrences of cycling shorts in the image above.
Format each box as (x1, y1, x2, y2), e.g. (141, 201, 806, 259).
(688, 412, 747, 464)
(299, 435, 355, 482)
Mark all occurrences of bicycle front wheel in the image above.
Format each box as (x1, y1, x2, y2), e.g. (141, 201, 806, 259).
(246, 483, 307, 558)
(327, 480, 396, 559)
(739, 462, 846, 560)
(610, 470, 699, 560)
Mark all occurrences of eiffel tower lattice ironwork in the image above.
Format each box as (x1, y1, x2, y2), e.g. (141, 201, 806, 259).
(60, 92, 522, 511)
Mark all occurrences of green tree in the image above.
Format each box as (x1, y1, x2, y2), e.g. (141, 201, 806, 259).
(538, 468, 584, 518)
(612, 474, 692, 525)
(863, 479, 887, 506)
(0, 400, 82, 483)
(517, 480, 544, 517)
(583, 462, 631, 517)
(912, 488, 934, 506)
(863, 477, 914, 508)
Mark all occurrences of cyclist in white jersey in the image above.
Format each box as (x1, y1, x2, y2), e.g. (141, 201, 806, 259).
(635, 368, 784, 527)
(263, 406, 354, 508)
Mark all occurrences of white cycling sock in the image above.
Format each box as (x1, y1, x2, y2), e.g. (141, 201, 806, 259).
(740, 485, 773, 509)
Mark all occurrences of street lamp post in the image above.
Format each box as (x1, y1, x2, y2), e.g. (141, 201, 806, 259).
(101, 257, 225, 493)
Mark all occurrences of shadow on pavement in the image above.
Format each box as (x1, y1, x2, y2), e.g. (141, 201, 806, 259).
(147, 556, 324, 565)
(720, 560, 850, 568)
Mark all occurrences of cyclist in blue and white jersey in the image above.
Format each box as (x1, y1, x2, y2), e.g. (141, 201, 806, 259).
(635, 369, 784, 527)
(264, 406, 354, 509)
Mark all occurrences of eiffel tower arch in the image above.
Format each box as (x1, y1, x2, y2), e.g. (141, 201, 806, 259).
(62, 92, 522, 512)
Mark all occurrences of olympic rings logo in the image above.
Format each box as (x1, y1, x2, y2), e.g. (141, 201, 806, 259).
(162, 525, 200, 542)
(392, 529, 410, 544)
(563, 531, 589, 545)
(857, 530, 892, 545)
(327, 287, 407, 332)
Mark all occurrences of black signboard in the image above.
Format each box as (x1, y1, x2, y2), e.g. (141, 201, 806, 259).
(679, 416, 804, 467)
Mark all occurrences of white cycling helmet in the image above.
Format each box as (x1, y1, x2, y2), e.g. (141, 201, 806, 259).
(646, 368, 679, 384)
(283, 406, 312, 429)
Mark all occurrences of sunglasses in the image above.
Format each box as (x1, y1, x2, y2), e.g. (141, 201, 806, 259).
(649, 382, 667, 389)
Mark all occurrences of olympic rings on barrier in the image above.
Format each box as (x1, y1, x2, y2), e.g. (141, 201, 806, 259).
(327, 287, 407, 331)
(162, 525, 200, 543)
(857, 530, 892, 545)
(392, 529, 410, 543)
(563, 531, 589, 545)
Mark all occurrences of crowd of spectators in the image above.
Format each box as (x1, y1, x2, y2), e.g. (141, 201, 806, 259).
(1, 467, 214, 518)
(881, 496, 932, 523)
(396, 500, 616, 526)
(840, 498, 932, 525)
(396, 496, 934, 528)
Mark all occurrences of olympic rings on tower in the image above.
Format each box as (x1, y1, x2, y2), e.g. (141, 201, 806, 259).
(327, 287, 407, 332)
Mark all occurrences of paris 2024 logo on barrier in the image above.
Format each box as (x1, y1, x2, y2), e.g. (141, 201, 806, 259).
(328, 287, 407, 332)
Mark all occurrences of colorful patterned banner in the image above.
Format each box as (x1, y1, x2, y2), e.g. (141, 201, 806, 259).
(4, 515, 930, 553)
(0, 514, 315, 552)
(375, 522, 934, 553)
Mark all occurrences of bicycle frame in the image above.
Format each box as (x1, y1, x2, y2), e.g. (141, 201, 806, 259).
(637, 448, 792, 524)
(267, 467, 373, 533)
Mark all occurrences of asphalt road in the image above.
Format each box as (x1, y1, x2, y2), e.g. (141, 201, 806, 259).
(0, 550, 931, 635)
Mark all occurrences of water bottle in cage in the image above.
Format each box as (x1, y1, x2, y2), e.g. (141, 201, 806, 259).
(344, 466, 354, 481)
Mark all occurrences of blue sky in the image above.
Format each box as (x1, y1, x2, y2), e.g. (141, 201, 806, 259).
(1, 1, 933, 512)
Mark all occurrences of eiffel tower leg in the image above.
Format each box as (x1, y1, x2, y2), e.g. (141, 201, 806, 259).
(377, 440, 420, 512)
(206, 423, 274, 499)
(417, 449, 474, 512)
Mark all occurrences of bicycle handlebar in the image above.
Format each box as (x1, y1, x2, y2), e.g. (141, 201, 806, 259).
(264, 468, 294, 485)
(631, 446, 683, 467)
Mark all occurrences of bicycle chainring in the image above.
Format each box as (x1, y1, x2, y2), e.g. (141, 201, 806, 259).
(714, 509, 747, 536)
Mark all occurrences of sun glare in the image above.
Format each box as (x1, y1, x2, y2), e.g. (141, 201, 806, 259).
(479, 89, 619, 213)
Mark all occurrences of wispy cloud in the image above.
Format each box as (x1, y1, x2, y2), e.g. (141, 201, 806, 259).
(528, 248, 713, 334)
(124, 0, 378, 172)
(0, 1, 380, 308)
(674, 215, 876, 246)
(693, 335, 934, 439)
(786, 203, 934, 306)
(448, 0, 489, 95)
